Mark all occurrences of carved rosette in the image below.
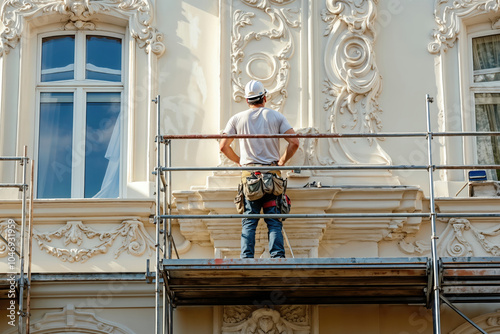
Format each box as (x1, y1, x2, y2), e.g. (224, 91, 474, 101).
(0, 0, 165, 57)
(33, 220, 155, 263)
(429, 0, 500, 54)
(222, 306, 310, 334)
(321, 0, 391, 165)
(231, 0, 300, 112)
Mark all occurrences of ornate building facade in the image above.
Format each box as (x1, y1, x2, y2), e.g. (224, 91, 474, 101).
(0, 0, 500, 333)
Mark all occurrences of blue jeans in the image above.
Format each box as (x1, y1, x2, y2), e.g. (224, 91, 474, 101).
(241, 193, 285, 258)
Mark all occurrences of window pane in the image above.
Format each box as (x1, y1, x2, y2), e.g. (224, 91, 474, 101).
(38, 92, 74, 198)
(475, 93, 500, 180)
(41, 36, 75, 82)
(86, 36, 122, 82)
(85, 92, 121, 198)
(472, 35, 500, 83)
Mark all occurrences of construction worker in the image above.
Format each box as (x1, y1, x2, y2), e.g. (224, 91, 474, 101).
(220, 80, 299, 258)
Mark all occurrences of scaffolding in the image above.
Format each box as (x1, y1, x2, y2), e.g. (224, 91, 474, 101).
(152, 95, 500, 334)
(0, 147, 33, 334)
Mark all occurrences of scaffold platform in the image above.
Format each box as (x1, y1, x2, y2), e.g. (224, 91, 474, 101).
(162, 257, 500, 307)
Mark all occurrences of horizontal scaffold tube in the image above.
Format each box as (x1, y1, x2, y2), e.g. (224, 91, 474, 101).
(0, 183, 25, 188)
(160, 213, 430, 220)
(160, 164, 500, 172)
(0, 157, 28, 161)
(161, 131, 500, 140)
(160, 212, 500, 219)
(160, 165, 429, 171)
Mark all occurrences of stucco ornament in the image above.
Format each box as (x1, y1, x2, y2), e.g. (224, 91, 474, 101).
(450, 309, 500, 334)
(222, 307, 310, 334)
(231, 0, 300, 112)
(429, 0, 500, 54)
(0, 218, 19, 258)
(4, 304, 135, 334)
(33, 219, 155, 262)
(0, 0, 165, 57)
(322, 0, 391, 165)
(399, 218, 500, 257)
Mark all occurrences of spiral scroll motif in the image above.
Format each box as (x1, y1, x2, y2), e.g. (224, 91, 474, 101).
(231, 0, 300, 112)
(322, 0, 391, 165)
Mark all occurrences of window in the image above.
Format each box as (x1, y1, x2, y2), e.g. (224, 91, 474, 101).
(471, 34, 500, 180)
(36, 32, 123, 198)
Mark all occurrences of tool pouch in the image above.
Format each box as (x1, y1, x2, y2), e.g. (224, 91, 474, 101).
(243, 173, 265, 201)
(262, 173, 274, 194)
(262, 173, 285, 196)
(271, 175, 286, 196)
(234, 183, 245, 214)
(279, 194, 291, 219)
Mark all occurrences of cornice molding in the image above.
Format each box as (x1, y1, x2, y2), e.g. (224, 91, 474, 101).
(0, 0, 165, 57)
(429, 0, 500, 54)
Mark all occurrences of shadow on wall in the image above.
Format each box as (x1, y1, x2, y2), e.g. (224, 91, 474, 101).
(159, 2, 218, 168)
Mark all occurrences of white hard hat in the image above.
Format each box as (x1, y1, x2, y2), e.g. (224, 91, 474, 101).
(244, 80, 267, 100)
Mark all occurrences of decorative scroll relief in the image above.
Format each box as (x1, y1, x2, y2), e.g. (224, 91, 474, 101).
(450, 309, 500, 334)
(287, 127, 331, 169)
(0, 0, 165, 57)
(5, 304, 135, 334)
(322, 0, 392, 165)
(231, 0, 300, 112)
(429, 0, 500, 54)
(222, 306, 311, 334)
(33, 219, 155, 263)
(399, 218, 500, 257)
(0, 219, 19, 258)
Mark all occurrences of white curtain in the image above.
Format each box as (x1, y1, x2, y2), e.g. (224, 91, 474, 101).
(473, 35, 500, 180)
(93, 113, 120, 198)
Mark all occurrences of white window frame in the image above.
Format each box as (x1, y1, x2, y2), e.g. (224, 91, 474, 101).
(34, 29, 128, 199)
(458, 20, 500, 168)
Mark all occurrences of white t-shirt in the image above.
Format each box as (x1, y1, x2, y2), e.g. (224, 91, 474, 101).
(223, 107, 292, 165)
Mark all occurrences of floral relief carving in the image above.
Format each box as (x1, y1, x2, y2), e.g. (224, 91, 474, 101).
(4, 304, 136, 334)
(398, 218, 500, 257)
(33, 219, 155, 263)
(0, 0, 165, 57)
(0, 219, 19, 258)
(429, 0, 500, 54)
(231, 0, 300, 112)
(321, 0, 392, 165)
(222, 307, 310, 334)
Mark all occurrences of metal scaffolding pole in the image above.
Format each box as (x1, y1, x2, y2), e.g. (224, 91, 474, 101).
(18, 147, 28, 334)
(425, 95, 441, 334)
(161, 131, 500, 140)
(153, 95, 163, 334)
(0, 149, 31, 334)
